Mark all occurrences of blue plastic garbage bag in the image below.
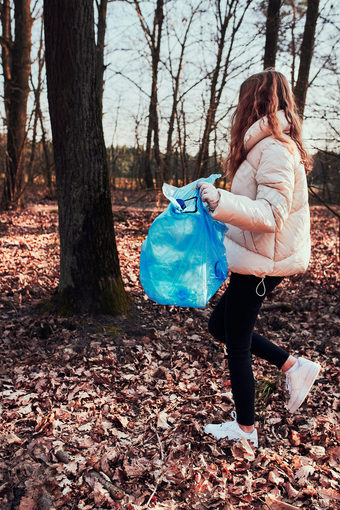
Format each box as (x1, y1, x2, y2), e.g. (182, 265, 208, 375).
(139, 174, 228, 308)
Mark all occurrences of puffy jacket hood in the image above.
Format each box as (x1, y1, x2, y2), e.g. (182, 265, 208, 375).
(244, 110, 290, 152)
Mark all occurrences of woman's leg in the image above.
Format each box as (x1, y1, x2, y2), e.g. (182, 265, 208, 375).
(214, 273, 288, 427)
(251, 332, 290, 368)
(206, 273, 320, 438)
(208, 277, 290, 369)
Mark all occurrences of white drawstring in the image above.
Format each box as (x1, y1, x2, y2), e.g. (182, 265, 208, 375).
(256, 277, 266, 297)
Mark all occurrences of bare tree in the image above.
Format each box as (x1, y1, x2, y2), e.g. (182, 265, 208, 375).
(194, 0, 253, 180)
(1, 0, 33, 208)
(28, 12, 54, 194)
(164, 3, 200, 181)
(44, 0, 129, 315)
(27, 15, 41, 187)
(294, 0, 319, 117)
(134, 0, 164, 189)
(263, 0, 281, 69)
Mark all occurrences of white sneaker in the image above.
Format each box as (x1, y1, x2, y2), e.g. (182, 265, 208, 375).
(286, 357, 321, 413)
(204, 411, 258, 447)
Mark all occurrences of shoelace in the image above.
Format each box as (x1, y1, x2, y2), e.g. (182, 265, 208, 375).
(286, 375, 291, 392)
(218, 410, 237, 428)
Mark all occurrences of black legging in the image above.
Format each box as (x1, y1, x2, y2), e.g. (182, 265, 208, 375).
(208, 272, 290, 426)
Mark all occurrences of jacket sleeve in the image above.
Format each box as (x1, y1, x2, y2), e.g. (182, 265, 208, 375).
(210, 142, 295, 233)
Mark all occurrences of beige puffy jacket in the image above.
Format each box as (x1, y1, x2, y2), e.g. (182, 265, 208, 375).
(211, 110, 311, 277)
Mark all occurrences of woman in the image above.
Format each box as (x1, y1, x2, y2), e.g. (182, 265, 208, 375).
(197, 69, 320, 448)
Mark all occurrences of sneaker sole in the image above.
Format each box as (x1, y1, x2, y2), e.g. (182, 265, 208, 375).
(288, 363, 321, 413)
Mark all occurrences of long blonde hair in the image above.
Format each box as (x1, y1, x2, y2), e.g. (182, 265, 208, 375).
(225, 69, 310, 179)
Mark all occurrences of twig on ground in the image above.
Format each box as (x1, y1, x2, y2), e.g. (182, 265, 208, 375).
(87, 470, 128, 503)
(262, 301, 296, 312)
(155, 427, 164, 462)
(144, 427, 166, 507)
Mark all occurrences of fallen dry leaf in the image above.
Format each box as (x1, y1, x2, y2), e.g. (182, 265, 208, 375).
(295, 464, 315, 484)
(18, 497, 36, 510)
(268, 468, 285, 485)
(265, 493, 302, 509)
(231, 436, 255, 461)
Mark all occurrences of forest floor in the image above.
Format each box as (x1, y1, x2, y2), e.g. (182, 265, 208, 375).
(0, 188, 339, 510)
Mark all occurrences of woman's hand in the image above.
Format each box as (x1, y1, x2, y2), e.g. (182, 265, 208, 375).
(197, 181, 221, 211)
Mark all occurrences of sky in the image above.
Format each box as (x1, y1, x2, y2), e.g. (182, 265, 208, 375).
(100, 0, 340, 155)
(1, 0, 339, 158)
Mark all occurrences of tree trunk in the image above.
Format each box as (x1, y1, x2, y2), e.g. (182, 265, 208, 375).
(150, 0, 164, 189)
(95, 0, 108, 114)
(294, 0, 319, 117)
(134, 114, 144, 189)
(290, 0, 297, 89)
(44, 0, 129, 315)
(1, 0, 32, 208)
(1, 0, 11, 123)
(176, 102, 188, 185)
(152, 83, 163, 188)
(38, 108, 53, 196)
(144, 100, 155, 189)
(263, 0, 281, 69)
(28, 15, 44, 186)
(27, 80, 38, 185)
(135, 0, 164, 189)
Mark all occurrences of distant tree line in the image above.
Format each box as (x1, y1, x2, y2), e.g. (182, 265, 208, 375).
(1, 134, 338, 204)
(106, 143, 340, 205)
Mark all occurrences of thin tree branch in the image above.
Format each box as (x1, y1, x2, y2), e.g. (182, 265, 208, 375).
(112, 70, 149, 97)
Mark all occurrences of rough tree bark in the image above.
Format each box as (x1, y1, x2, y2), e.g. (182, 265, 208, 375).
(44, 0, 129, 315)
(1, 0, 32, 208)
(263, 0, 281, 69)
(294, 0, 319, 117)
